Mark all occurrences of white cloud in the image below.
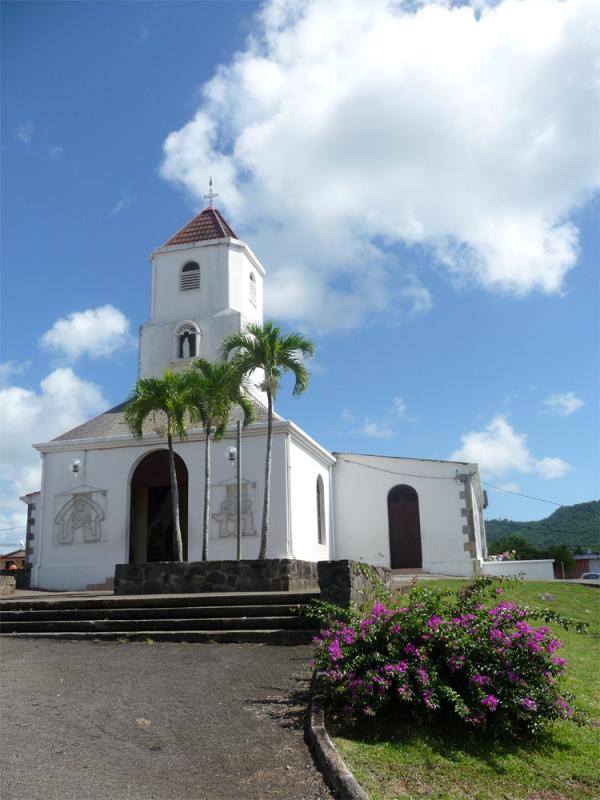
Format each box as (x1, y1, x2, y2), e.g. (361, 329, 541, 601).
(544, 391, 584, 416)
(393, 396, 413, 420)
(15, 122, 33, 144)
(0, 360, 30, 387)
(110, 189, 131, 216)
(40, 305, 134, 361)
(160, 0, 600, 331)
(343, 396, 411, 437)
(498, 482, 520, 493)
(451, 414, 571, 479)
(0, 369, 107, 542)
(359, 419, 395, 439)
(50, 145, 65, 160)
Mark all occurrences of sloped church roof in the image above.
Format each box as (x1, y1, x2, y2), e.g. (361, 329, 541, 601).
(164, 206, 238, 247)
(52, 399, 273, 443)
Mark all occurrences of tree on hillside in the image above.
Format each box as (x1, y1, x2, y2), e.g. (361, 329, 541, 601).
(221, 322, 314, 559)
(124, 369, 191, 561)
(187, 359, 255, 561)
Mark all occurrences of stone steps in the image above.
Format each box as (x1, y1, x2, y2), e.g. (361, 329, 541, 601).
(0, 603, 304, 622)
(0, 590, 320, 644)
(1, 629, 315, 644)
(0, 615, 314, 634)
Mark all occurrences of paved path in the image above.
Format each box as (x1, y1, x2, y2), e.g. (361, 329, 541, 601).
(1, 639, 332, 800)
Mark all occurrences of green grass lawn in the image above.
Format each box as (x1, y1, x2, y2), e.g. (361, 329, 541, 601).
(331, 581, 600, 800)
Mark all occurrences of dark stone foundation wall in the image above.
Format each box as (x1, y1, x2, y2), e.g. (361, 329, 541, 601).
(114, 558, 392, 606)
(318, 560, 392, 607)
(114, 559, 319, 596)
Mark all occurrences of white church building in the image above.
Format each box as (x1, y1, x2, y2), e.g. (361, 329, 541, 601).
(22, 204, 488, 591)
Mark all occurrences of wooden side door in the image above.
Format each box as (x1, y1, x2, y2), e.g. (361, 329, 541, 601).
(388, 485, 422, 569)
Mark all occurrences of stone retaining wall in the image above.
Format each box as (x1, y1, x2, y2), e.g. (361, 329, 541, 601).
(114, 558, 391, 606)
(318, 560, 392, 607)
(114, 559, 319, 595)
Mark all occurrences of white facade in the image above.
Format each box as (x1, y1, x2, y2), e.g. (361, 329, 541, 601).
(139, 233, 266, 402)
(481, 559, 555, 581)
(333, 453, 486, 577)
(30, 421, 336, 591)
(26, 205, 489, 591)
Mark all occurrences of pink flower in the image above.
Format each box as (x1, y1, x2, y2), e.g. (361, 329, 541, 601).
(372, 602, 389, 617)
(328, 639, 343, 661)
(417, 667, 430, 685)
(471, 673, 490, 686)
(555, 698, 573, 718)
(447, 655, 465, 671)
(495, 587, 504, 595)
(521, 697, 537, 711)
(383, 661, 408, 674)
(427, 615, 443, 630)
(480, 694, 499, 711)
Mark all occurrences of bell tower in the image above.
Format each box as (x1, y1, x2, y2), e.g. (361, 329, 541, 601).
(138, 203, 265, 383)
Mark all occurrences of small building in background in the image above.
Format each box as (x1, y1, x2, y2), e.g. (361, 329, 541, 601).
(0, 548, 26, 571)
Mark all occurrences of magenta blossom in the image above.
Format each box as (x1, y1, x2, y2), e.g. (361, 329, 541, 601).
(383, 661, 408, 674)
(521, 697, 537, 711)
(495, 587, 504, 595)
(480, 694, 499, 711)
(417, 667, 430, 685)
(328, 639, 343, 661)
(471, 673, 490, 686)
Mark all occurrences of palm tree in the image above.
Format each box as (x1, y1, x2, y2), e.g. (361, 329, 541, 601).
(124, 369, 190, 561)
(220, 322, 315, 559)
(188, 359, 255, 561)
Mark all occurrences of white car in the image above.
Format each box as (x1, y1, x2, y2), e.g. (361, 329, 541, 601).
(580, 572, 600, 583)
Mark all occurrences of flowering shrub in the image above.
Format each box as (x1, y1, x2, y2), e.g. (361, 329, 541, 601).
(309, 578, 586, 737)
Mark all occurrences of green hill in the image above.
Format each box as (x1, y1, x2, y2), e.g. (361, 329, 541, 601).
(485, 500, 600, 552)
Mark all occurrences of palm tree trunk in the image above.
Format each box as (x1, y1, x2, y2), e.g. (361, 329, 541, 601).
(259, 389, 273, 559)
(167, 429, 183, 561)
(202, 425, 211, 561)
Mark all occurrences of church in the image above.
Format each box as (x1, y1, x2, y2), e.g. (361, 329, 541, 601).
(22, 202, 488, 591)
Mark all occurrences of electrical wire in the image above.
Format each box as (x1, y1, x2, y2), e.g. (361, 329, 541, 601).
(338, 456, 599, 521)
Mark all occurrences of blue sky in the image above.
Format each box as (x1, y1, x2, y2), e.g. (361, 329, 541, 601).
(1, 0, 598, 548)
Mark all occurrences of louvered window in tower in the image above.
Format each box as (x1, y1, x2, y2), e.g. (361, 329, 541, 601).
(249, 272, 257, 304)
(180, 262, 200, 291)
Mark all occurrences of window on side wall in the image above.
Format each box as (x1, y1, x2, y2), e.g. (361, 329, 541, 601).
(316, 475, 326, 544)
(180, 261, 200, 291)
(249, 272, 257, 305)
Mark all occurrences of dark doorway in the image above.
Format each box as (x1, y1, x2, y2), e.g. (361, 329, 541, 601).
(388, 484, 422, 569)
(129, 450, 188, 563)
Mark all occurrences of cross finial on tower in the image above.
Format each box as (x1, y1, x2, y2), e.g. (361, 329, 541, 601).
(204, 176, 219, 208)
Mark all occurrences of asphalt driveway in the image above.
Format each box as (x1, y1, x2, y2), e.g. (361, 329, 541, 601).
(0, 639, 332, 800)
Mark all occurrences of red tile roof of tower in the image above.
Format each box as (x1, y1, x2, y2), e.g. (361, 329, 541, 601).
(164, 207, 238, 246)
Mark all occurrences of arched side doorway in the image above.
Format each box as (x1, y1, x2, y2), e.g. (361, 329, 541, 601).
(129, 451, 188, 563)
(387, 484, 422, 569)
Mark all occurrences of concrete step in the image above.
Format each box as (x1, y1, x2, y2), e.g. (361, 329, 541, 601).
(0, 603, 304, 623)
(0, 590, 320, 613)
(2, 628, 317, 644)
(0, 615, 315, 634)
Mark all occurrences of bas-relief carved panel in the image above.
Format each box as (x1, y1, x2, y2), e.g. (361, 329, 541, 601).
(54, 491, 107, 545)
(211, 482, 257, 539)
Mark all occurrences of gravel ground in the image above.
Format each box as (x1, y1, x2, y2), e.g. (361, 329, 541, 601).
(0, 639, 333, 800)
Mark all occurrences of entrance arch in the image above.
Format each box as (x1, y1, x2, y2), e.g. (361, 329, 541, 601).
(387, 484, 422, 569)
(129, 450, 188, 563)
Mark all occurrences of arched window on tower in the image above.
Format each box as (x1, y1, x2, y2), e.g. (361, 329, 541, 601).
(180, 261, 200, 291)
(249, 272, 257, 305)
(175, 323, 199, 360)
(316, 475, 326, 544)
